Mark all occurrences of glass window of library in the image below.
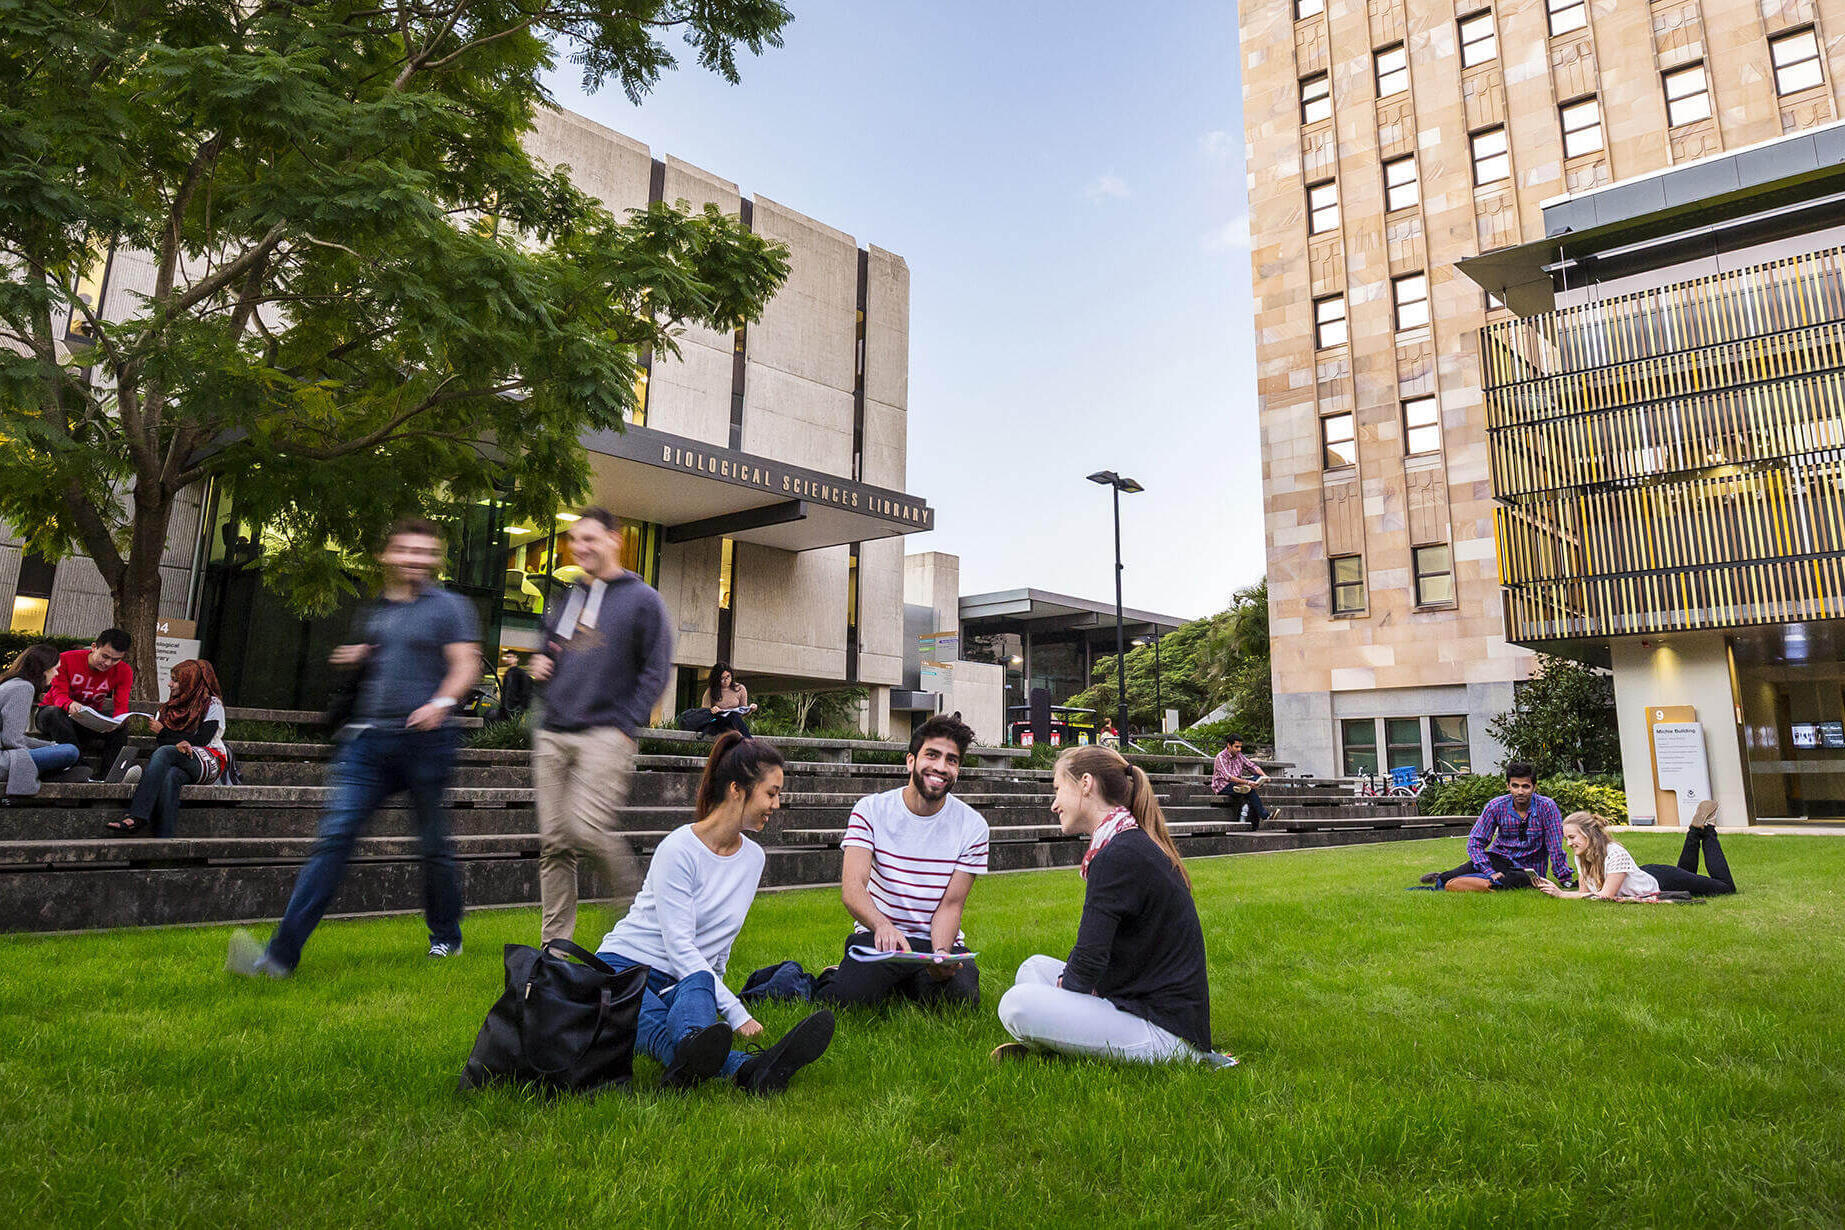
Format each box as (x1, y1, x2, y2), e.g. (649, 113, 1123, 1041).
(498, 511, 660, 637)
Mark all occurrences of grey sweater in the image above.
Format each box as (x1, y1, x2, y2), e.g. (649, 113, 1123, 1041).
(0, 677, 55, 796)
(539, 572, 675, 735)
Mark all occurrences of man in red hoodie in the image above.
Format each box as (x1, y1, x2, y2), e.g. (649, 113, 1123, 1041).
(37, 628, 136, 781)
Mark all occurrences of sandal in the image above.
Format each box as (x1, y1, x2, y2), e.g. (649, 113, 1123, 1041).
(106, 816, 148, 835)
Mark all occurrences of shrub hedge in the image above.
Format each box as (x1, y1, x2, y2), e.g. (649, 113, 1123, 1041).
(1418, 772, 1628, 822)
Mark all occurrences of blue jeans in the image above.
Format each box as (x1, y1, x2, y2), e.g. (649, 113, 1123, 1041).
(266, 726, 463, 971)
(29, 743, 81, 774)
(127, 744, 203, 836)
(600, 954, 749, 1078)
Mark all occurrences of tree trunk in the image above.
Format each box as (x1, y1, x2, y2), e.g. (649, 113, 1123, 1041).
(112, 491, 176, 702)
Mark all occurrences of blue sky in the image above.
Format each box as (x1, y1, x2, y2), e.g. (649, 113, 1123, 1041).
(546, 1, 1260, 621)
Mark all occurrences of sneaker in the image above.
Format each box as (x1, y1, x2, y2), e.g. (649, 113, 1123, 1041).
(1691, 799, 1718, 829)
(990, 1042, 1033, 1064)
(121, 765, 142, 786)
(1418, 871, 1442, 885)
(226, 929, 290, 979)
(662, 1022, 734, 1089)
(427, 941, 463, 959)
(733, 1010, 835, 1095)
(104, 747, 138, 784)
(1201, 1051, 1241, 1070)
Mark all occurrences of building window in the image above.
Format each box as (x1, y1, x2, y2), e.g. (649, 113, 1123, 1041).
(1307, 179, 1340, 234)
(1342, 718, 1379, 776)
(1314, 294, 1348, 348)
(1413, 543, 1455, 606)
(718, 537, 735, 611)
(1560, 96, 1604, 157)
(1459, 11, 1497, 67)
(1296, 0, 1324, 17)
(1663, 62, 1712, 126)
(1546, 0, 1587, 37)
(1770, 27, 1824, 96)
(8, 551, 56, 634)
(1386, 718, 1423, 772)
(1394, 272, 1430, 331)
(1322, 412, 1357, 468)
(1404, 395, 1441, 454)
(1432, 714, 1471, 772)
(1375, 44, 1409, 97)
(1331, 554, 1366, 613)
(1301, 72, 1332, 125)
(1384, 154, 1419, 211)
(1470, 126, 1510, 185)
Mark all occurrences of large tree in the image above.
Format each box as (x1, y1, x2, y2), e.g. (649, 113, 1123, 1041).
(1068, 579, 1273, 741)
(1489, 653, 1621, 777)
(0, 0, 792, 692)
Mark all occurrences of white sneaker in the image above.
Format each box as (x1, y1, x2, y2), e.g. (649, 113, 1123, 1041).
(427, 941, 463, 959)
(121, 765, 142, 786)
(226, 929, 289, 979)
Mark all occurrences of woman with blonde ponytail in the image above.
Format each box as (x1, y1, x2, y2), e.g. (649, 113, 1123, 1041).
(1537, 805, 1738, 900)
(993, 746, 1235, 1067)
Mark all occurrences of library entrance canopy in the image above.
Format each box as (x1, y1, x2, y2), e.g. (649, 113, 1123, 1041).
(581, 423, 933, 552)
(1458, 122, 1845, 313)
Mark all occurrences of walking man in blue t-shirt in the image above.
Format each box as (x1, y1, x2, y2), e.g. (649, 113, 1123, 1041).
(230, 519, 482, 977)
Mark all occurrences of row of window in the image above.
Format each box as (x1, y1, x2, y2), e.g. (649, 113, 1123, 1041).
(1318, 395, 1442, 468)
(1330, 545, 1455, 615)
(1300, 0, 1822, 96)
(1296, 28, 1826, 183)
(1341, 714, 1472, 776)
(1311, 273, 1428, 348)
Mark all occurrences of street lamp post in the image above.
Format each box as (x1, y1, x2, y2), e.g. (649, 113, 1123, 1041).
(1087, 469, 1144, 744)
(1134, 630, 1163, 733)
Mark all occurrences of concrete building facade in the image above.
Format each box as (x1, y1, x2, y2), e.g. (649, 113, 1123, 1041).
(3, 107, 932, 728)
(1238, 0, 1845, 779)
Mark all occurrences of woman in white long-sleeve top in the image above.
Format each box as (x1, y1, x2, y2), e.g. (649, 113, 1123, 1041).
(597, 730, 835, 1093)
(995, 745, 1236, 1068)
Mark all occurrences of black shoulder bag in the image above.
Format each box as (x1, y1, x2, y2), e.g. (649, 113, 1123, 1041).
(458, 939, 649, 1096)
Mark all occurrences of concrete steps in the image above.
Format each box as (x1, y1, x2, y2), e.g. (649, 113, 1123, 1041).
(1, 742, 1448, 934)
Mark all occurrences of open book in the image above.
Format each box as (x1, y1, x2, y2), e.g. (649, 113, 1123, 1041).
(67, 703, 145, 734)
(846, 945, 978, 968)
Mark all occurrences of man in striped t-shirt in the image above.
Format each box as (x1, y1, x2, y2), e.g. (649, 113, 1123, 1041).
(816, 713, 989, 1008)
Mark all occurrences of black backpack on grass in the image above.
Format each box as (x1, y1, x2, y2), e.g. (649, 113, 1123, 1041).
(458, 940, 648, 1096)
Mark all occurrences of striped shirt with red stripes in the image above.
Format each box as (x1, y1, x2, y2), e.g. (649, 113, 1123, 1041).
(841, 788, 989, 941)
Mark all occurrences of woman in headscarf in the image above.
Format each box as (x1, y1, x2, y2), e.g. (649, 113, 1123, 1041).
(107, 660, 231, 836)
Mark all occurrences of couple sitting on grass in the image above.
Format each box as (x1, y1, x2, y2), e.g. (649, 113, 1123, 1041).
(1416, 762, 1737, 900)
(598, 713, 1234, 1095)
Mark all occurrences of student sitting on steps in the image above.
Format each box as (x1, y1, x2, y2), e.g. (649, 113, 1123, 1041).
(994, 745, 1236, 1068)
(1536, 803, 1737, 901)
(597, 731, 835, 1094)
(0, 644, 82, 801)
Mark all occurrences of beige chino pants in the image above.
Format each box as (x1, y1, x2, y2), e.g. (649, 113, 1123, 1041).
(532, 726, 643, 944)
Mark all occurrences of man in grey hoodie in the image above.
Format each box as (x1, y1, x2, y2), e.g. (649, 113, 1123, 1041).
(528, 507, 674, 944)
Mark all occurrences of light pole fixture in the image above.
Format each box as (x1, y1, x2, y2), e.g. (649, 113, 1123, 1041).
(1087, 470, 1145, 742)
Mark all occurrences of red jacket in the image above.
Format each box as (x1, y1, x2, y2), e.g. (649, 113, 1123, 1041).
(45, 649, 133, 716)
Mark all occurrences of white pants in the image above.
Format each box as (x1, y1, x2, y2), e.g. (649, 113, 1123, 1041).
(996, 955, 1204, 1064)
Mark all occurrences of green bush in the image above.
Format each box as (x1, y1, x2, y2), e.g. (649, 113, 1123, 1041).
(1418, 771, 1628, 822)
(467, 715, 533, 750)
(225, 720, 322, 745)
(0, 632, 91, 664)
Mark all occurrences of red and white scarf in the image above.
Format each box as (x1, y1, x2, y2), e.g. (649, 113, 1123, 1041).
(1081, 807, 1139, 879)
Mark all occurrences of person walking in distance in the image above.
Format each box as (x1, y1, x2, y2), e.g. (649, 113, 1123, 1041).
(528, 507, 674, 945)
(228, 519, 481, 977)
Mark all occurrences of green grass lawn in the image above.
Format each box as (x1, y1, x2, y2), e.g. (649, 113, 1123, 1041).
(4, 835, 1844, 1228)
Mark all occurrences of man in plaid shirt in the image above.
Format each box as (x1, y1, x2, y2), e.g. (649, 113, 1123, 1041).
(1211, 734, 1269, 829)
(1418, 762, 1575, 891)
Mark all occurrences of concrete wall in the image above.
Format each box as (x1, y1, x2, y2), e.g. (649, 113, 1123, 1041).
(1611, 634, 1750, 827)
